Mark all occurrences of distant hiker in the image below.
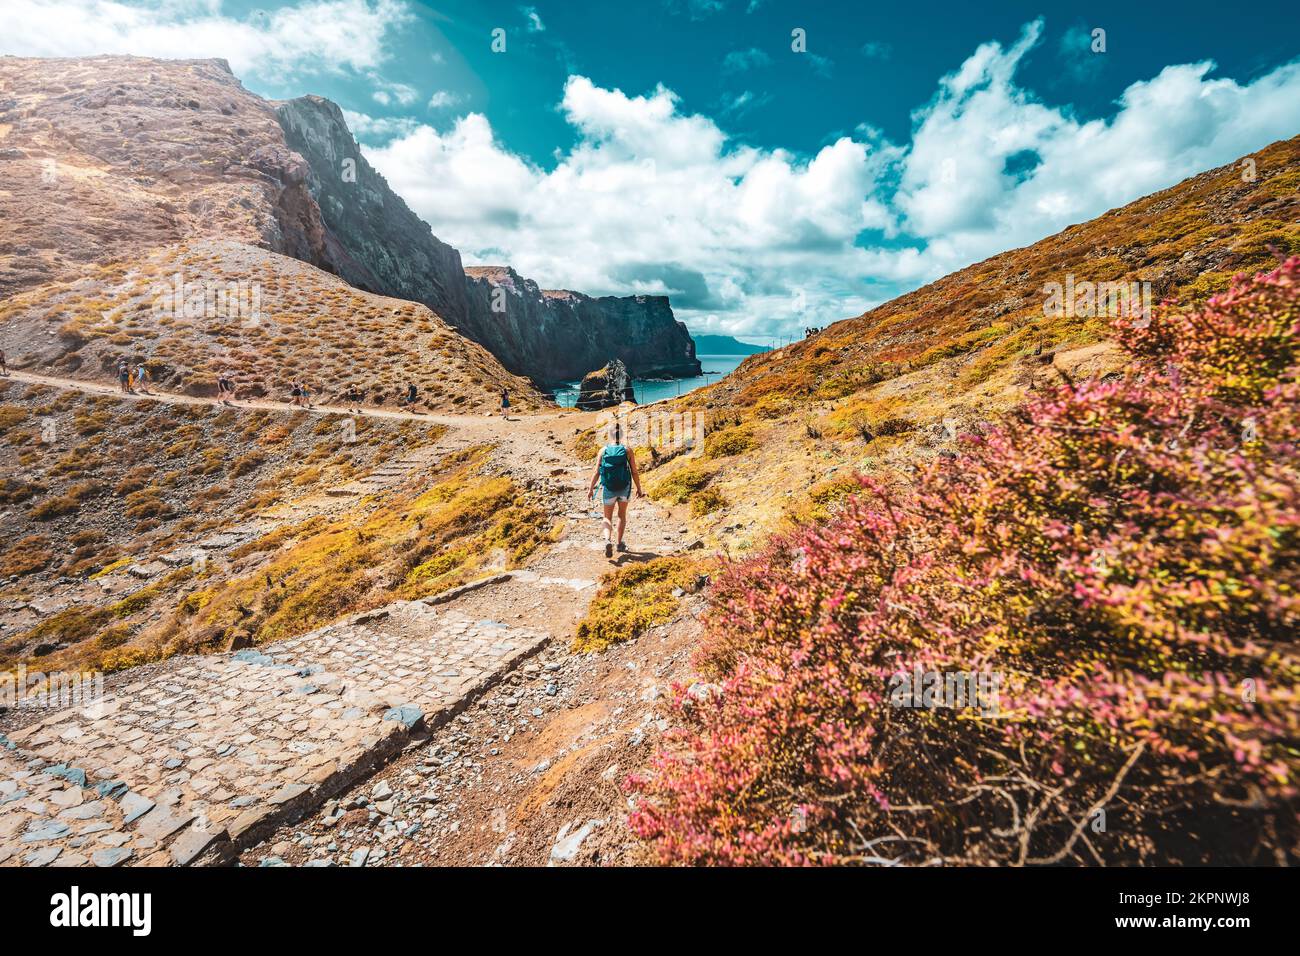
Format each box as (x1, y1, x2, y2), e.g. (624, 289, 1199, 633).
(404, 382, 418, 406)
(302, 382, 315, 408)
(290, 382, 304, 407)
(217, 376, 236, 405)
(500, 387, 510, 418)
(117, 360, 131, 393)
(345, 385, 363, 413)
(0, 349, 7, 376)
(587, 422, 643, 559)
(135, 363, 150, 394)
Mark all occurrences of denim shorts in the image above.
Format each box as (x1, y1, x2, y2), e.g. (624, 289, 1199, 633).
(601, 486, 631, 505)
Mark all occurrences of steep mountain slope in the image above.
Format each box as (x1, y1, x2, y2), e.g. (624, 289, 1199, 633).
(275, 95, 700, 384)
(633, 135, 1300, 547)
(0, 56, 542, 409)
(0, 56, 343, 294)
(272, 95, 471, 325)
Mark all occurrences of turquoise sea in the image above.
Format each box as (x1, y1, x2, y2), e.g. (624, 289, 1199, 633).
(550, 354, 748, 407)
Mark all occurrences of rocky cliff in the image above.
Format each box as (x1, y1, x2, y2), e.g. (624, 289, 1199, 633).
(0, 57, 542, 409)
(274, 98, 699, 385)
(463, 267, 699, 383)
(273, 95, 471, 326)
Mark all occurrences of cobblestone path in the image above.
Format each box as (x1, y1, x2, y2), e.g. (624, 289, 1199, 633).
(0, 603, 546, 866)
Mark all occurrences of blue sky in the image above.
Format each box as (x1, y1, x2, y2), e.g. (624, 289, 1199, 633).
(4, 1, 1299, 344)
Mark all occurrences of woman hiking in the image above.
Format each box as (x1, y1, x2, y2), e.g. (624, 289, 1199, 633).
(587, 422, 643, 559)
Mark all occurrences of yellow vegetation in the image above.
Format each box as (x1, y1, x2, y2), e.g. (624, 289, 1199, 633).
(573, 556, 709, 653)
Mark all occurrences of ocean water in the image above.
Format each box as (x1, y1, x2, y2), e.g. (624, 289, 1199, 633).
(550, 354, 748, 407)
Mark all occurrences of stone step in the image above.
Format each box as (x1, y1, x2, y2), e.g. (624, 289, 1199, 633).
(0, 606, 548, 868)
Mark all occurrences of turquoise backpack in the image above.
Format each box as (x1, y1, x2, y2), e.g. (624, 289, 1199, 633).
(600, 444, 631, 492)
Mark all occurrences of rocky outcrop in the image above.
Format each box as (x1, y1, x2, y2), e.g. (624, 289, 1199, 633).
(274, 98, 700, 385)
(463, 267, 700, 383)
(576, 359, 637, 410)
(0, 56, 346, 296)
(273, 95, 471, 323)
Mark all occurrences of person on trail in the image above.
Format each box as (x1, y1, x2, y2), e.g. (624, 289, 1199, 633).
(290, 381, 303, 407)
(117, 360, 131, 394)
(500, 387, 510, 418)
(217, 376, 236, 405)
(135, 363, 149, 395)
(587, 422, 643, 559)
(404, 382, 418, 406)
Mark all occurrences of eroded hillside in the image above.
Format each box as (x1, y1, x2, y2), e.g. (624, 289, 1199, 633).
(0, 57, 545, 412)
(0, 238, 540, 411)
(0, 56, 343, 293)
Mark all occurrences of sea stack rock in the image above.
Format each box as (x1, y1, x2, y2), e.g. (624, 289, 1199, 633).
(576, 359, 636, 410)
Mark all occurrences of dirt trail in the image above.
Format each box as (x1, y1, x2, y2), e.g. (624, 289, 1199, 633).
(2, 371, 701, 867)
(2, 369, 559, 428)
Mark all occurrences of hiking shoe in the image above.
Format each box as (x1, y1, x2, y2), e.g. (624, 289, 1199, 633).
(605, 542, 613, 558)
(617, 542, 628, 553)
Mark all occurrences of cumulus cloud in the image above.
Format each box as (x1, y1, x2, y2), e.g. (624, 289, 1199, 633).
(0, 0, 412, 81)
(364, 26, 1300, 340)
(894, 18, 1300, 279)
(371, 78, 419, 106)
(341, 109, 420, 142)
(365, 76, 899, 337)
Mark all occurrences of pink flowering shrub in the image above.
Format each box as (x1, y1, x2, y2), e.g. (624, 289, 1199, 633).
(628, 260, 1300, 865)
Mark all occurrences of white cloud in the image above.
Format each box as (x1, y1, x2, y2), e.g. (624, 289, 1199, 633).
(722, 48, 771, 74)
(718, 89, 771, 119)
(364, 32, 1300, 340)
(364, 75, 899, 336)
(341, 108, 420, 142)
(427, 90, 464, 110)
(370, 78, 418, 106)
(894, 18, 1300, 280)
(520, 5, 545, 32)
(0, 0, 412, 80)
